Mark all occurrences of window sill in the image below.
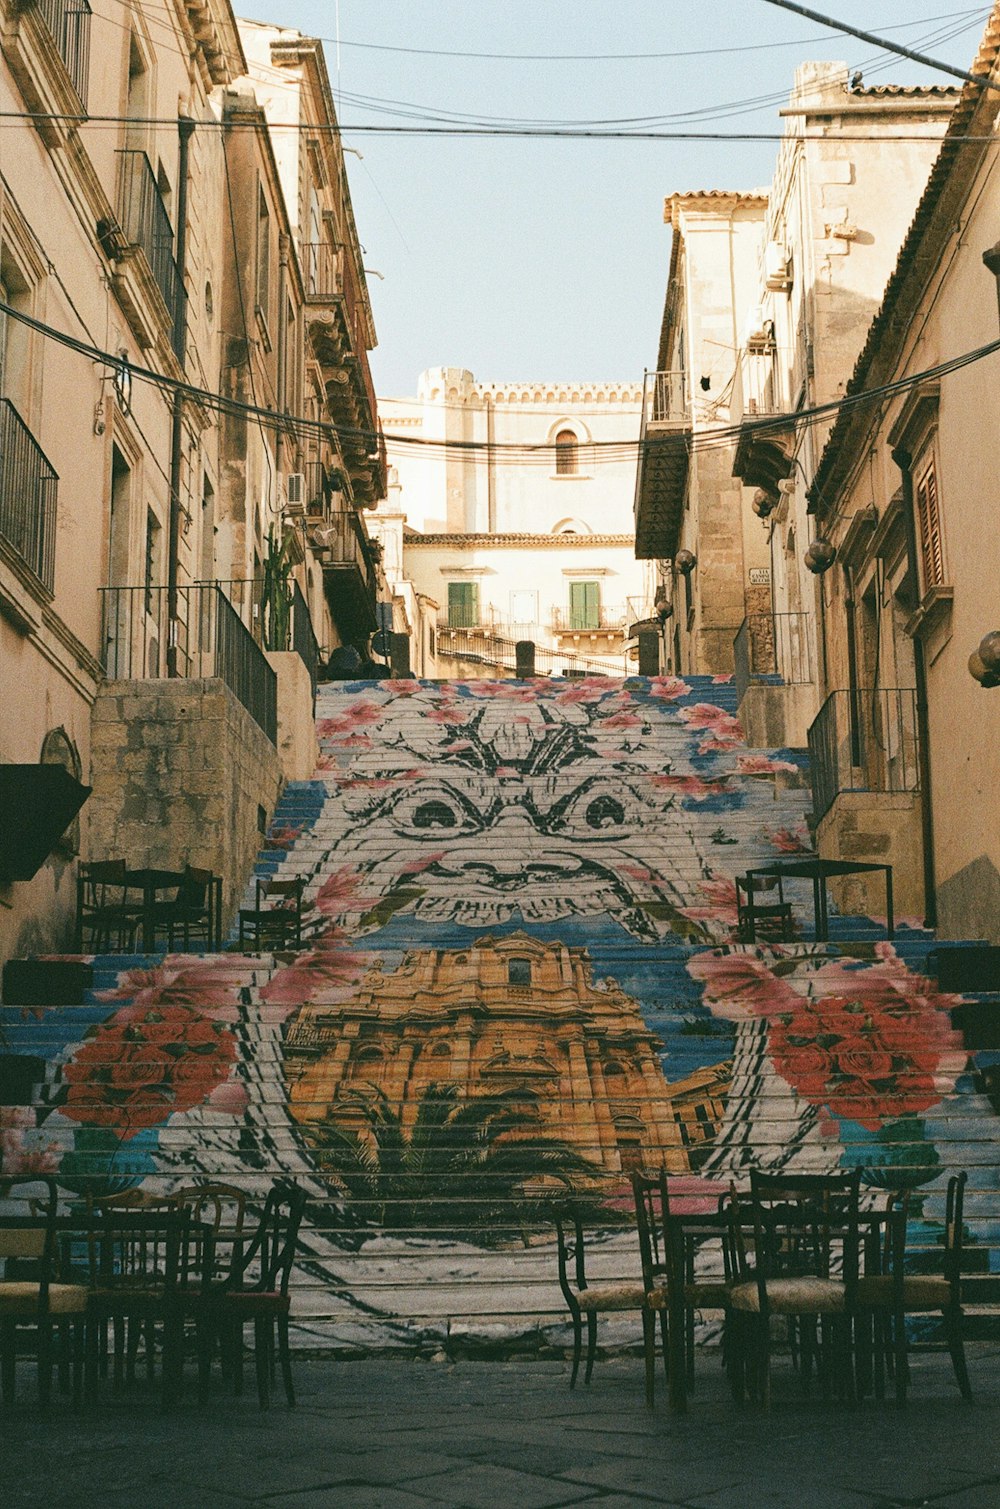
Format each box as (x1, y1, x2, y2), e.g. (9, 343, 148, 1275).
(549, 474, 593, 481)
(905, 584, 953, 640)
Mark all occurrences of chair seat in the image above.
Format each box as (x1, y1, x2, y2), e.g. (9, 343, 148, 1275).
(0, 1281, 89, 1316)
(730, 1277, 847, 1314)
(211, 1289, 291, 1312)
(857, 1274, 952, 1309)
(683, 1280, 733, 1308)
(573, 1282, 667, 1312)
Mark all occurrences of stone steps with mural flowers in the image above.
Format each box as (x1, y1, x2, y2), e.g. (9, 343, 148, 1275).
(2, 672, 999, 1355)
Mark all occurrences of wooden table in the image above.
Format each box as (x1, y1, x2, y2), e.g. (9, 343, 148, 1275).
(742, 857, 894, 942)
(124, 868, 185, 952)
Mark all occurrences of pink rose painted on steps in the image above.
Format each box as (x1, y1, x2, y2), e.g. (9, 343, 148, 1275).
(688, 945, 966, 1131)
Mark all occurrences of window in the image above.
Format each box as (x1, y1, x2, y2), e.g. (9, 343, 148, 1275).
(144, 507, 161, 614)
(568, 580, 600, 631)
(256, 187, 271, 323)
(554, 428, 578, 475)
(508, 958, 531, 987)
(448, 581, 478, 627)
(915, 455, 944, 589)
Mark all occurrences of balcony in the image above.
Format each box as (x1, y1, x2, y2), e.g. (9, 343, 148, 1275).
(0, 398, 58, 594)
(731, 348, 796, 496)
(313, 510, 379, 639)
(633, 370, 691, 559)
(99, 584, 277, 744)
(113, 150, 180, 350)
(807, 687, 919, 825)
(733, 612, 814, 703)
(1, 0, 90, 150)
(213, 578, 320, 699)
(36, 0, 90, 106)
(551, 603, 627, 635)
(301, 242, 386, 504)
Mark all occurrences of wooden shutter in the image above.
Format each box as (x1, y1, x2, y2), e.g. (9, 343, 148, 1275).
(555, 429, 578, 475)
(915, 460, 944, 589)
(569, 580, 599, 630)
(448, 581, 478, 627)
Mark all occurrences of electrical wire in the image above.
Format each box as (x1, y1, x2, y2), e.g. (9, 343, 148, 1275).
(3, 296, 1000, 469)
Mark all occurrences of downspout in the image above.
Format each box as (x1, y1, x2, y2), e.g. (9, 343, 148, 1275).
(276, 230, 289, 479)
(891, 444, 937, 930)
(167, 111, 195, 677)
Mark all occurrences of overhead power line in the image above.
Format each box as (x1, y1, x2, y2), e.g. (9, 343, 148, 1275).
(2, 298, 1000, 471)
(761, 0, 998, 90)
(322, 9, 990, 62)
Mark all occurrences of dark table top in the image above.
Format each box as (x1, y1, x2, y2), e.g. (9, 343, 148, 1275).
(747, 858, 892, 880)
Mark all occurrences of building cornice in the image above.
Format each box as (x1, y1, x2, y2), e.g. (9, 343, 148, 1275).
(403, 531, 636, 548)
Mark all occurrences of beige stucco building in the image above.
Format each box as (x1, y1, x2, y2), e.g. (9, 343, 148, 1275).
(807, 11, 1000, 938)
(374, 369, 656, 678)
(0, 4, 386, 965)
(635, 64, 957, 705)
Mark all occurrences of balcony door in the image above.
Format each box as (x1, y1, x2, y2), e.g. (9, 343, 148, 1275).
(568, 580, 600, 631)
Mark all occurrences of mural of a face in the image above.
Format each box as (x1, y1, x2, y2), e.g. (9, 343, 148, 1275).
(307, 683, 712, 935)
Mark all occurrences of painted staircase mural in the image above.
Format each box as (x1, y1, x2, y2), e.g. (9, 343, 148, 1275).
(3, 674, 1000, 1352)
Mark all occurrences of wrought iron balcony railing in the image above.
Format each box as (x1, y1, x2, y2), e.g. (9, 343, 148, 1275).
(807, 687, 919, 824)
(733, 612, 814, 703)
(117, 150, 179, 326)
(99, 584, 277, 744)
(641, 370, 688, 426)
(551, 604, 628, 633)
(0, 398, 58, 592)
(36, 0, 91, 107)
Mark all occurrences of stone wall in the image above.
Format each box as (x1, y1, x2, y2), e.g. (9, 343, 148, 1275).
(815, 791, 924, 921)
(87, 678, 282, 929)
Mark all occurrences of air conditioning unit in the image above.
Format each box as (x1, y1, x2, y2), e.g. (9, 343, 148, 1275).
(284, 472, 306, 516)
(745, 305, 775, 352)
(764, 241, 792, 291)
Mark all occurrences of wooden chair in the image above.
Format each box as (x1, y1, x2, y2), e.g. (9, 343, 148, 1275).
(149, 866, 220, 951)
(553, 1202, 659, 1394)
(735, 873, 794, 944)
(630, 1171, 686, 1410)
(857, 1172, 972, 1405)
(0, 1177, 88, 1408)
(197, 1179, 306, 1409)
(84, 1206, 209, 1406)
(76, 860, 136, 951)
(238, 876, 306, 952)
(728, 1169, 861, 1409)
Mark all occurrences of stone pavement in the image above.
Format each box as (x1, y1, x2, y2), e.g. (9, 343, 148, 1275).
(4, 1347, 1000, 1508)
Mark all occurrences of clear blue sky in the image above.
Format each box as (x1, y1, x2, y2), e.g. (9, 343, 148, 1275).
(250, 3, 991, 396)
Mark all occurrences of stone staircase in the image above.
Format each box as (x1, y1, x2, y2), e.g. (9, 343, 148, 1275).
(3, 673, 999, 1355)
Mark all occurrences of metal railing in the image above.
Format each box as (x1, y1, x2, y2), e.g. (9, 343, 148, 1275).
(35, 0, 91, 107)
(318, 510, 378, 600)
(99, 584, 277, 744)
(551, 603, 628, 633)
(436, 625, 629, 678)
(213, 577, 319, 699)
(301, 240, 341, 301)
(117, 150, 179, 324)
(642, 370, 688, 425)
(733, 611, 814, 702)
(0, 398, 58, 592)
(807, 687, 919, 824)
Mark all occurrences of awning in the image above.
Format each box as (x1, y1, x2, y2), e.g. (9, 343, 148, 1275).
(0, 764, 92, 881)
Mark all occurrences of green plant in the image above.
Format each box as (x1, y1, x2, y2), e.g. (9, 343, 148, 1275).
(302, 1081, 601, 1244)
(261, 527, 294, 652)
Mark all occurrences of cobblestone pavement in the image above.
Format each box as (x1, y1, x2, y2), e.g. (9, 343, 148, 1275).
(3, 1348, 1000, 1508)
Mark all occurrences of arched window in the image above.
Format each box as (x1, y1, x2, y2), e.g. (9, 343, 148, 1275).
(554, 429, 578, 476)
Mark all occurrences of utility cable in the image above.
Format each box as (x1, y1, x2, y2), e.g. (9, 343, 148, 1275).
(761, 0, 998, 90)
(4, 297, 1000, 468)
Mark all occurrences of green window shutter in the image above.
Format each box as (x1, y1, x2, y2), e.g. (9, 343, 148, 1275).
(448, 581, 478, 627)
(569, 580, 599, 630)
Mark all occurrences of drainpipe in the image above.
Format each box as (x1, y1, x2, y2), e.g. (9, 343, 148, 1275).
(891, 443, 937, 930)
(276, 231, 289, 479)
(167, 111, 195, 677)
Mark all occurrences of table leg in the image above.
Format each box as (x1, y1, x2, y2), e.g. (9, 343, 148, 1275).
(885, 867, 895, 939)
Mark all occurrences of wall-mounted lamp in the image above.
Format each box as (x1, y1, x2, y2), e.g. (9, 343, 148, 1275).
(653, 587, 673, 623)
(752, 488, 777, 519)
(804, 538, 837, 574)
(674, 549, 697, 574)
(969, 630, 1000, 688)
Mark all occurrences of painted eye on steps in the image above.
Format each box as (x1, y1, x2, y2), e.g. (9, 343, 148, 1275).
(412, 801, 459, 830)
(585, 796, 626, 830)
